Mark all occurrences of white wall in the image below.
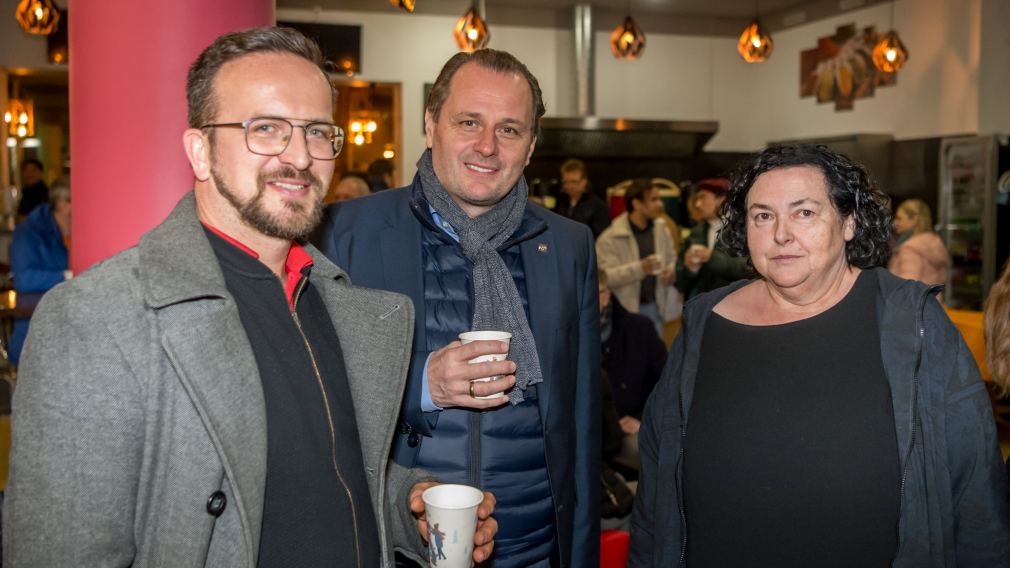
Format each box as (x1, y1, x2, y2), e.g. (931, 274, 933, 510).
(732, 0, 983, 149)
(978, 0, 1010, 134)
(593, 32, 751, 151)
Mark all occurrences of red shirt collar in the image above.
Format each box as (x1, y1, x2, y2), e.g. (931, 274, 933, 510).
(202, 222, 314, 309)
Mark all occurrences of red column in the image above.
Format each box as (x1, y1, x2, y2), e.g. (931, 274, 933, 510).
(69, 0, 274, 273)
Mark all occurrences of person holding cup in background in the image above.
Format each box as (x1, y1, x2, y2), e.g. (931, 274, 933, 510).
(597, 178, 680, 339)
(676, 177, 752, 302)
(323, 48, 600, 567)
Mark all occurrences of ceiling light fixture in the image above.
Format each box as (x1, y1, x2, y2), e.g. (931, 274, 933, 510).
(15, 0, 60, 35)
(389, 0, 415, 13)
(454, 0, 490, 53)
(872, 0, 908, 72)
(610, 13, 646, 60)
(3, 99, 34, 139)
(349, 115, 378, 146)
(738, 0, 773, 63)
(610, 0, 645, 60)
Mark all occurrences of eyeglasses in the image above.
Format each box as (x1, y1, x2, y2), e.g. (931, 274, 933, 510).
(200, 117, 345, 160)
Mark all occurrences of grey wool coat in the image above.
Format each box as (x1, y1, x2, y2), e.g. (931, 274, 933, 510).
(4, 193, 430, 567)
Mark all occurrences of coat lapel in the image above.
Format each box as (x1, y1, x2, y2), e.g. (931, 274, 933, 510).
(315, 269, 414, 473)
(379, 223, 426, 348)
(520, 216, 563, 426)
(138, 193, 266, 560)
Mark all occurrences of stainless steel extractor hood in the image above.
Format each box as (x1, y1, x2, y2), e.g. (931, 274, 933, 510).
(535, 117, 719, 159)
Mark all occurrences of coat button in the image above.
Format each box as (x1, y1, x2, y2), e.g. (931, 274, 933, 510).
(407, 432, 420, 448)
(207, 491, 227, 517)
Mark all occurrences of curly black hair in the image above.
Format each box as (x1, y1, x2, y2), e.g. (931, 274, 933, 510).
(718, 143, 892, 269)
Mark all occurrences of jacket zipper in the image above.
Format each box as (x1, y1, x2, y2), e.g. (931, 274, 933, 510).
(677, 311, 690, 568)
(678, 388, 688, 568)
(470, 411, 482, 488)
(290, 277, 362, 568)
(894, 284, 941, 559)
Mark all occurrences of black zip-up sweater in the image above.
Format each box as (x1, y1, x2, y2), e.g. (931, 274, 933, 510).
(206, 228, 380, 568)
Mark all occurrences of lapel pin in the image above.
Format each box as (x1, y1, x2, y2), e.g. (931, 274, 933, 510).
(537, 243, 548, 253)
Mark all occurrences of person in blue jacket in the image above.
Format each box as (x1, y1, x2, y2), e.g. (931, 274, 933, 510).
(322, 48, 600, 567)
(630, 144, 1010, 567)
(9, 180, 70, 365)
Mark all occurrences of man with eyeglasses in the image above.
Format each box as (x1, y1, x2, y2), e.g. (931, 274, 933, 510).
(5, 27, 496, 567)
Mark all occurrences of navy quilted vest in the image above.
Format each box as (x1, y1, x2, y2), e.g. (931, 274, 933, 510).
(413, 215, 556, 567)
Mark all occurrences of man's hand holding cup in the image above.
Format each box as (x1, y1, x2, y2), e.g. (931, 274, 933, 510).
(684, 244, 711, 272)
(427, 332, 515, 409)
(409, 481, 498, 566)
(641, 254, 662, 276)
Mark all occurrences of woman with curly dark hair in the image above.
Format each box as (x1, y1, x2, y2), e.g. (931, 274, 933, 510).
(630, 144, 1010, 567)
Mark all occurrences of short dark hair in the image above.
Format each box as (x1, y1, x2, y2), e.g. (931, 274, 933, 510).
(21, 158, 43, 172)
(694, 177, 730, 199)
(719, 143, 892, 269)
(425, 48, 546, 139)
(624, 178, 655, 214)
(367, 158, 394, 177)
(561, 158, 586, 178)
(186, 26, 331, 128)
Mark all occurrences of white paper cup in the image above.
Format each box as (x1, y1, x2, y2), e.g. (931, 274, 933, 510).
(458, 331, 511, 399)
(422, 484, 484, 568)
(646, 253, 664, 275)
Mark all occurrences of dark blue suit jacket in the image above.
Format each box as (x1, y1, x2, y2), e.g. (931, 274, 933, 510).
(321, 180, 601, 567)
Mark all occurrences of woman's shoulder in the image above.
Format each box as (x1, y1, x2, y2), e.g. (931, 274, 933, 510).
(710, 280, 764, 322)
(903, 231, 947, 254)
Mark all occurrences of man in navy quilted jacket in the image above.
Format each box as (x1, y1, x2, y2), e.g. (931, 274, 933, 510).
(322, 49, 601, 567)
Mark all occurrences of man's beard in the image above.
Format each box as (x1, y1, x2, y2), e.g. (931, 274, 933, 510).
(211, 165, 324, 241)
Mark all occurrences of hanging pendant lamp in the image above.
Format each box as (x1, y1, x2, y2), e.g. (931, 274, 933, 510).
(4, 99, 34, 139)
(872, 1, 908, 72)
(737, 19, 773, 62)
(610, 15, 646, 60)
(390, 0, 416, 12)
(454, 1, 490, 52)
(15, 0, 60, 35)
(738, 1, 772, 63)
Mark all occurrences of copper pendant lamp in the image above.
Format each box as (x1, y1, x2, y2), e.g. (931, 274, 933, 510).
(15, 0, 60, 35)
(737, 0, 772, 63)
(454, 1, 490, 53)
(389, 0, 415, 13)
(610, 14, 646, 60)
(737, 19, 773, 62)
(872, 1, 909, 72)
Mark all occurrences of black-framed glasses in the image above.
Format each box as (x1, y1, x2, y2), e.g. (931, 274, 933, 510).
(200, 117, 345, 160)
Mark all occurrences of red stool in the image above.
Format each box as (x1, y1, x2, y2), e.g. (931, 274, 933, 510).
(600, 529, 630, 568)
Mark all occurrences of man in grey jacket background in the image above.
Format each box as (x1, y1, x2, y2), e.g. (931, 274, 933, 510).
(4, 27, 496, 567)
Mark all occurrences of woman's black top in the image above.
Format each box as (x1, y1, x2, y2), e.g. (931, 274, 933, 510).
(682, 270, 901, 567)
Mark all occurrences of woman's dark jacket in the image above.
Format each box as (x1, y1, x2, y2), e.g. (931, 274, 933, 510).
(629, 267, 1010, 567)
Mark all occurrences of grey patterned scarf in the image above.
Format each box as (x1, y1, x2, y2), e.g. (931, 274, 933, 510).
(417, 149, 543, 404)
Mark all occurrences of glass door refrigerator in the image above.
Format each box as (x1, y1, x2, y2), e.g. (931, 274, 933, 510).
(938, 135, 1010, 310)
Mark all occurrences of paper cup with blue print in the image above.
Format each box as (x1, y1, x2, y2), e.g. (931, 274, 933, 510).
(422, 484, 483, 568)
(458, 331, 511, 399)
